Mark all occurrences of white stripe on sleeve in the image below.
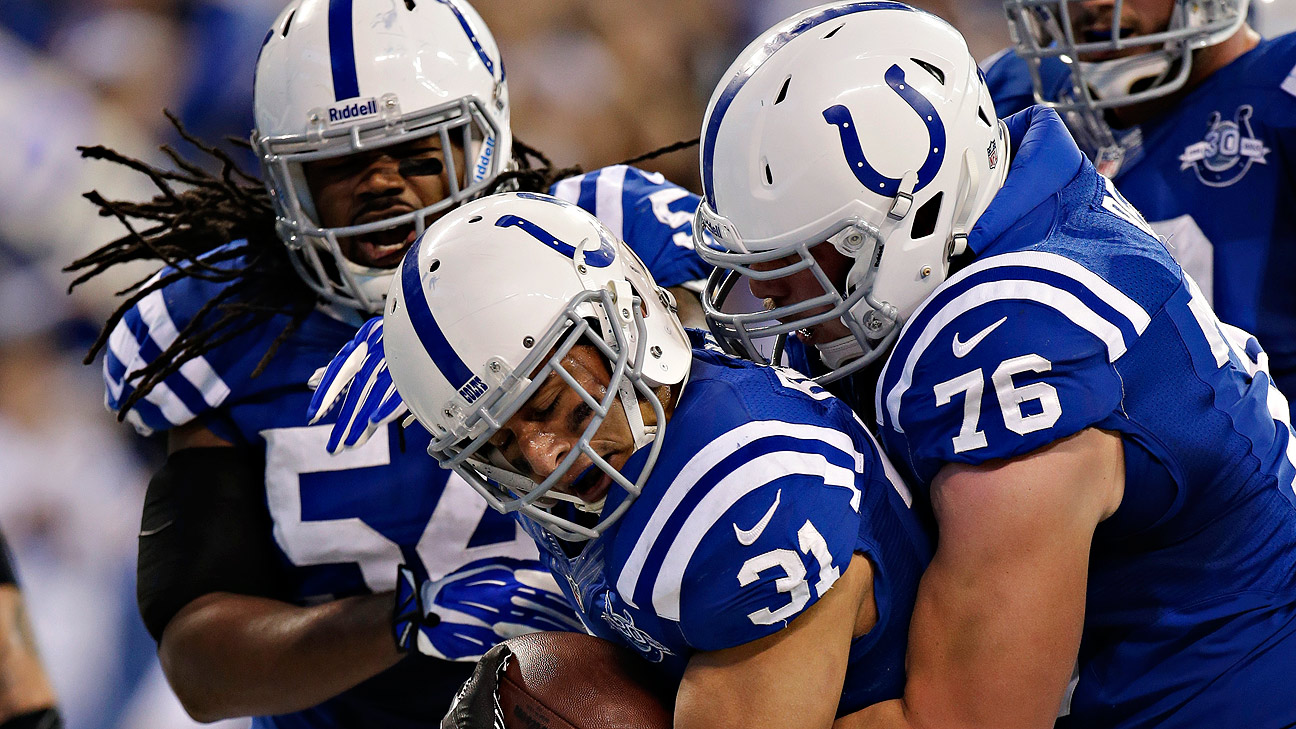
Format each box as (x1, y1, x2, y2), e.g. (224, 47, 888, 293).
(616, 420, 862, 607)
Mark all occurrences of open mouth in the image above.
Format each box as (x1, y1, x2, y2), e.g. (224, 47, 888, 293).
(570, 463, 613, 506)
(349, 225, 418, 268)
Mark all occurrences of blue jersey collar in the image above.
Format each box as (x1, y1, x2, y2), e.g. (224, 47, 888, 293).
(967, 106, 1084, 254)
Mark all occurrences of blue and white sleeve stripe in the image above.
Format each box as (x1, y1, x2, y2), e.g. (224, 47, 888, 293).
(615, 420, 865, 620)
(650, 449, 858, 620)
(551, 166, 630, 242)
(102, 288, 231, 434)
(878, 250, 1151, 432)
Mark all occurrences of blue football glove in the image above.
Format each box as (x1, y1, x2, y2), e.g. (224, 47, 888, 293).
(306, 315, 408, 453)
(393, 558, 585, 661)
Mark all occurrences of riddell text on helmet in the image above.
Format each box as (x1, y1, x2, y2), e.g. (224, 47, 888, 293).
(328, 98, 379, 124)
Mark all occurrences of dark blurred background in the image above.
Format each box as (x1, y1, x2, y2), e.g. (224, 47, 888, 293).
(0, 1, 1290, 727)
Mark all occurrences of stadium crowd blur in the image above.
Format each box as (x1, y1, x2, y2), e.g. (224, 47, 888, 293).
(0, 1, 1291, 727)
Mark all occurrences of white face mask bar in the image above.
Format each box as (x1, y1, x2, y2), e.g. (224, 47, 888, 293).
(255, 95, 506, 312)
(426, 288, 670, 542)
(694, 202, 903, 384)
(1004, 0, 1247, 172)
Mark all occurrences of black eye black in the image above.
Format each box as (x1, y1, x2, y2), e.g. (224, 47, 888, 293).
(398, 157, 444, 177)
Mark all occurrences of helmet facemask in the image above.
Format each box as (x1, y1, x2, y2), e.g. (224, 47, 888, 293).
(1004, 0, 1249, 172)
(429, 287, 672, 543)
(697, 208, 903, 384)
(252, 0, 513, 314)
(255, 93, 510, 314)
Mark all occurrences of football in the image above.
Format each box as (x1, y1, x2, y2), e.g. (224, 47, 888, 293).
(497, 632, 675, 729)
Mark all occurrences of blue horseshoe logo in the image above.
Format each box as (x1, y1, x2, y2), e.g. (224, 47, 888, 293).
(823, 64, 946, 197)
(495, 215, 616, 268)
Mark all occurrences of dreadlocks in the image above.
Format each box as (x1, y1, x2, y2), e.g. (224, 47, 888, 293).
(69, 111, 696, 424)
(67, 113, 312, 423)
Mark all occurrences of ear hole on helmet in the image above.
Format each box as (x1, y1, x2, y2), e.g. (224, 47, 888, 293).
(823, 23, 845, 39)
(281, 10, 295, 37)
(775, 77, 791, 105)
(977, 106, 992, 128)
(428, 259, 440, 273)
(910, 192, 944, 240)
(911, 58, 946, 85)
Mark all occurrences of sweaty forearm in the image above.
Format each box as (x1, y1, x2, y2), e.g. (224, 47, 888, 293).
(159, 591, 401, 721)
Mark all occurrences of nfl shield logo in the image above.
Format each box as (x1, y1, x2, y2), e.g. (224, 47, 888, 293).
(987, 139, 999, 170)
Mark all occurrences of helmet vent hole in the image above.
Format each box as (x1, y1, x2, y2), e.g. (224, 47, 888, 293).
(977, 106, 992, 128)
(823, 23, 845, 39)
(428, 259, 441, 273)
(404, 0, 417, 10)
(774, 77, 791, 105)
(910, 192, 944, 240)
(910, 58, 945, 85)
(468, 215, 483, 223)
(763, 160, 774, 186)
(281, 10, 295, 37)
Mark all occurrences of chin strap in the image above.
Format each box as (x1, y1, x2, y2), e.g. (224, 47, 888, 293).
(1076, 50, 1175, 104)
(815, 334, 866, 370)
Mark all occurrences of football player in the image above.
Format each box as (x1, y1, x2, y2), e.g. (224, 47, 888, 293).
(694, 3, 1296, 728)
(985, 0, 1296, 415)
(67, 0, 710, 726)
(313, 191, 933, 728)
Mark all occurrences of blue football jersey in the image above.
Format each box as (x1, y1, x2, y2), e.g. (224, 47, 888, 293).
(984, 35, 1296, 416)
(877, 106, 1296, 729)
(981, 48, 1071, 123)
(101, 166, 710, 729)
(519, 333, 933, 717)
(549, 165, 712, 290)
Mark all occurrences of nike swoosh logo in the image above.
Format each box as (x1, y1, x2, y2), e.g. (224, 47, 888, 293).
(734, 489, 781, 546)
(952, 316, 1008, 358)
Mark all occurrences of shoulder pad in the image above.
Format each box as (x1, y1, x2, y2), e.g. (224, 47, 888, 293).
(878, 253, 1142, 482)
(612, 413, 866, 651)
(550, 166, 709, 288)
(102, 250, 275, 436)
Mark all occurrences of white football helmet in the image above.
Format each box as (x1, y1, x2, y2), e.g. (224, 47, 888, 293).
(695, 2, 1008, 383)
(253, 0, 511, 313)
(1004, 0, 1249, 170)
(383, 193, 691, 541)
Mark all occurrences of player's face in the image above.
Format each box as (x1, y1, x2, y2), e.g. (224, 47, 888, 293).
(490, 345, 638, 506)
(305, 136, 466, 268)
(1067, 0, 1177, 61)
(745, 242, 854, 345)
